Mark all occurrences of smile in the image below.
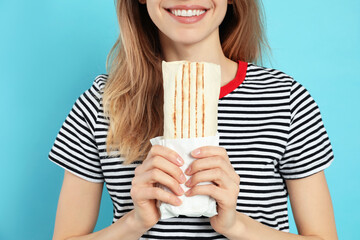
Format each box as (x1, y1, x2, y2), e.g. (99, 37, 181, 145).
(165, 6, 209, 24)
(170, 9, 206, 17)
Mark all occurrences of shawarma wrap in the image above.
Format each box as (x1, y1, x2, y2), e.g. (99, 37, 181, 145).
(162, 60, 221, 139)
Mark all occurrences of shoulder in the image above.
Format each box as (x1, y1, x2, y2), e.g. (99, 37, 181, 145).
(243, 63, 317, 110)
(80, 74, 109, 105)
(245, 63, 310, 96)
(93, 74, 109, 91)
(246, 63, 294, 84)
(90, 74, 109, 98)
(72, 74, 109, 131)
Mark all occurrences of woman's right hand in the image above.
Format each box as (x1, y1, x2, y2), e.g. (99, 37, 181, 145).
(130, 145, 187, 230)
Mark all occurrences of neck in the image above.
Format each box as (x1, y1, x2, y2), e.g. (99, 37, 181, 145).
(160, 28, 224, 64)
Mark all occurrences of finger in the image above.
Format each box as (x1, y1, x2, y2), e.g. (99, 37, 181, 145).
(132, 186, 182, 206)
(185, 156, 239, 185)
(184, 184, 226, 205)
(135, 155, 187, 185)
(185, 184, 238, 209)
(134, 168, 185, 196)
(185, 168, 232, 189)
(147, 145, 184, 167)
(191, 146, 227, 158)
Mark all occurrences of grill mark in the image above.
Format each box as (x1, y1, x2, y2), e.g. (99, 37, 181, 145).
(181, 64, 185, 138)
(195, 63, 198, 138)
(202, 63, 205, 137)
(174, 75, 177, 138)
(188, 62, 191, 138)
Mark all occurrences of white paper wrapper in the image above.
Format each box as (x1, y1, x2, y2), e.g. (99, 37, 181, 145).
(150, 134, 219, 220)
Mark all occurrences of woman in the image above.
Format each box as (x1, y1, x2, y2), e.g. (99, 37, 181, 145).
(48, 0, 338, 239)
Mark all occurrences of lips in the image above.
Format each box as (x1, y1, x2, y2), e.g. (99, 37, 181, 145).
(164, 5, 209, 24)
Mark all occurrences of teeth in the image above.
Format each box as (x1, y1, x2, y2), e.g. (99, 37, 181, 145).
(171, 9, 206, 17)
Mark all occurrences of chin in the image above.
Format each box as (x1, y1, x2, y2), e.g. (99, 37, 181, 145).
(168, 31, 209, 46)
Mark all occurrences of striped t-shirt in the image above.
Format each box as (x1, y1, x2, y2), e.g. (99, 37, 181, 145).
(48, 61, 334, 239)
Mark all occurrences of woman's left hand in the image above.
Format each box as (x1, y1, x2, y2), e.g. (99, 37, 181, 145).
(184, 146, 241, 235)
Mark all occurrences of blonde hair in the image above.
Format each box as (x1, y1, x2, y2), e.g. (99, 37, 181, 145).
(103, 0, 269, 165)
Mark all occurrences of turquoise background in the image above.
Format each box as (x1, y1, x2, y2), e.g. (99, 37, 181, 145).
(1, 0, 359, 239)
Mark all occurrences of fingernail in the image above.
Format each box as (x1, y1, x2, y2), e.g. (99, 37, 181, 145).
(185, 166, 191, 175)
(180, 174, 186, 183)
(176, 198, 182, 204)
(178, 186, 184, 195)
(192, 149, 200, 156)
(185, 178, 191, 187)
(176, 157, 183, 166)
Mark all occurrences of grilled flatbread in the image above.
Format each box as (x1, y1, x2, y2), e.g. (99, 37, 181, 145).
(162, 60, 221, 139)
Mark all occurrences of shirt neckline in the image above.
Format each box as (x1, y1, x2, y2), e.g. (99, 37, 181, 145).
(219, 60, 248, 99)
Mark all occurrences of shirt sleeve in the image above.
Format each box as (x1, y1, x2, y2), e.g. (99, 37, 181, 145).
(48, 80, 104, 183)
(279, 80, 334, 179)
